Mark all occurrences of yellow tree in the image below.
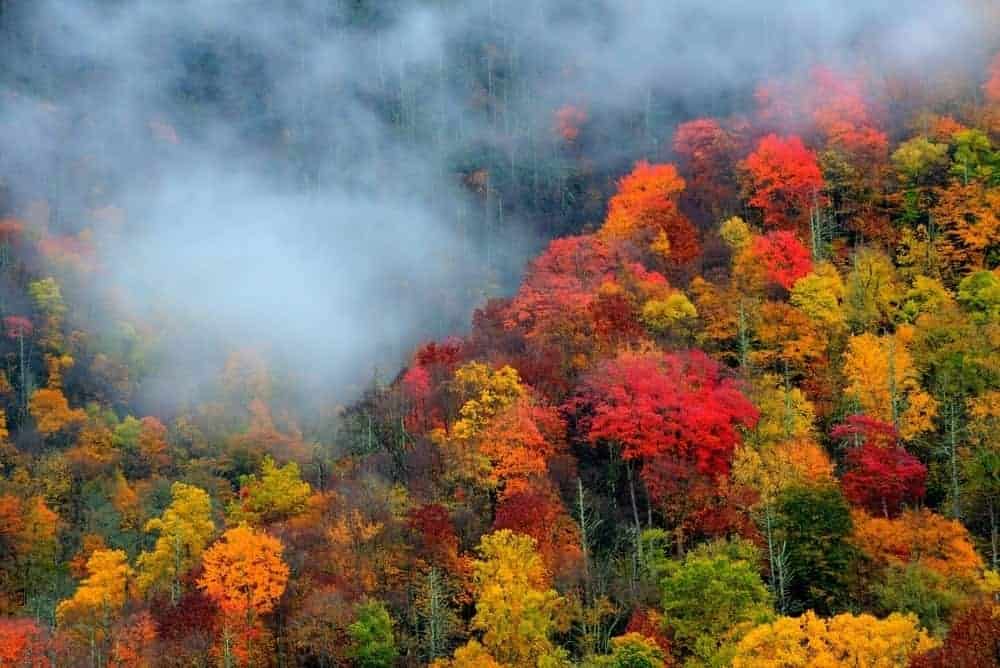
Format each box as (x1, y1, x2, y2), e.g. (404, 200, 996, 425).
(136, 482, 216, 603)
(790, 262, 846, 331)
(451, 363, 525, 440)
(228, 456, 312, 525)
(450, 530, 566, 667)
(733, 610, 938, 667)
(932, 182, 1000, 278)
(842, 332, 937, 439)
(56, 549, 134, 666)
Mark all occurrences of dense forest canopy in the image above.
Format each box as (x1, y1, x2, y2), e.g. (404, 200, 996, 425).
(0, 0, 999, 666)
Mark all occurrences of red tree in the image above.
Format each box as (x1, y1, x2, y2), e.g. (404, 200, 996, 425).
(741, 134, 826, 233)
(574, 350, 758, 476)
(909, 603, 1000, 668)
(841, 442, 927, 518)
(673, 118, 739, 220)
(750, 230, 813, 289)
(0, 617, 48, 666)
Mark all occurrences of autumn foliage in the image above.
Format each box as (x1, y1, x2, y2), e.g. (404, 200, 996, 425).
(741, 134, 826, 232)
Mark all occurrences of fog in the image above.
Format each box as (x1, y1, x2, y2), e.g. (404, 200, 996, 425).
(0, 0, 994, 412)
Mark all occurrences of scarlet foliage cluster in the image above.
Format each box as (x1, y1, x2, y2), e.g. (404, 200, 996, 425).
(575, 350, 758, 475)
(750, 230, 813, 289)
(741, 134, 826, 232)
(841, 442, 926, 517)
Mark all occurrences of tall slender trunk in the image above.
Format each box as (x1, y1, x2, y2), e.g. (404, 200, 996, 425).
(626, 460, 643, 565)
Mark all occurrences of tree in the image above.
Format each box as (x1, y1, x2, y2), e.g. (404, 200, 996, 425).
(750, 231, 813, 290)
(451, 363, 526, 440)
(601, 161, 700, 264)
(586, 632, 667, 668)
(910, 602, 1000, 668)
(348, 599, 398, 668)
(673, 118, 739, 220)
(774, 485, 857, 614)
(873, 564, 964, 637)
(849, 509, 983, 580)
(28, 388, 85, 437)
(197, 525, 289, 626)
(229, 455, 312, 525)
(576, 350, 758, 475)
(841, 441, 926, 518)
(0, 617, 48, 667)
(574, 349, 757, 550)
(476, 397, 565, 494)
(931, 182, 1000, 277)
(136, 482, 216, 604)
(844, 247, 901, 332)
(732, 610, 937, 667)
(658, 538, 773, 666)
(956, 270, 1000, 324)
(741, 134, 827, 233)
(463, 529, 565, 667)
(56, 549, 134, 666)
(842, 332, 937, 440)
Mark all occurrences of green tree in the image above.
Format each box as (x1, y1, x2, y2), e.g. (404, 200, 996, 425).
(659, 538, 773, 666)
(348, 599, 398, 668)
(774, 485, 858, 615)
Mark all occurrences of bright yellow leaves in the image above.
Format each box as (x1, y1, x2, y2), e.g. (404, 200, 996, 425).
(57, 549, 133, 639)
(445, 530, 567, 667)
(229, 456, 312, 525)
(640, 293, 698, 336)
(451, 363, 525, 441)
(842, 332, 937, 439)
(790, 262, 845, 329)
(733, 610, 938, 668)
(136, 482, 216, 601)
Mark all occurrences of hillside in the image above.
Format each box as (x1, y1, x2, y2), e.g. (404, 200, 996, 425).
(1, 3, 1000, 668)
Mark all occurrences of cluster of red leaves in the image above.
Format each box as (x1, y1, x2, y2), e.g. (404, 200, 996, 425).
(909, 603, 1000, 668)
(750, 230, 813, 289)
(0, 617, 48, 667)
(407, 503, 462, 570)
(672, 118, 742, 219)
(403, 338, 466, 431)
(841, 442, 926, 518)
(3, 316, 33, 339)
(574, 350, 758, 476)
(832, 416, 926, 517)
(505, 235, 617, 336)
(625, 607, 674, 663)
(741, 134, 827, 233)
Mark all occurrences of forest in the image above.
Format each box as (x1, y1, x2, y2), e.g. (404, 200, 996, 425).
(1, 0, 1000, 666)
